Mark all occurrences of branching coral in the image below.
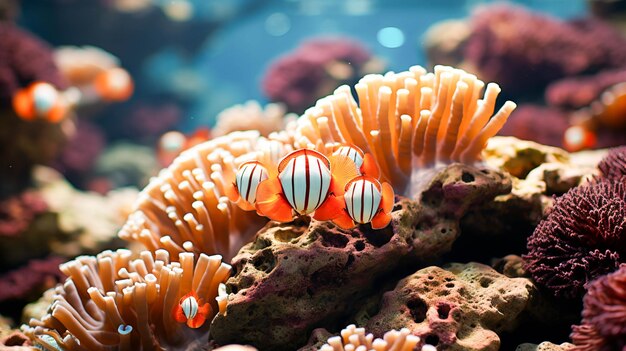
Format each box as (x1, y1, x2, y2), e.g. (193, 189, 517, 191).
(294, 65, 516, 194)
(571, 264, 626, 351)
(524, 180, 626, 299)
(119, 131, 294, 261)
(24, 249, 231, 351)
(598, 146, 626, 181)
(319, 325, 435, 351)
(212, 101, 296, 138)
(262, 37, 381, 114)
(0, 256, 65, 303)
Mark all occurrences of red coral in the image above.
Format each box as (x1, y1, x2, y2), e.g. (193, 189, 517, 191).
(0, 191, 47, 237)
(497, 104, 569, 147)
(0, 256, 65, 302)
(464, 4, 626, 97)
(262, 37, 373, 114)
(598, 146, 626, 181)
(524, 180, 626, 299)
(571, 264, 626, 351)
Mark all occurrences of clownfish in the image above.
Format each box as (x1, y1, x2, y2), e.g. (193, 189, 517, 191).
(12, 82, 68, 123)
(331, 176, 394, 230)
(157, 128, 211, 166)
(172, 290, 211, 329)
(255, 148, 359, 222)
(225, 160, 270, 211)
(94, 67, 134, 102)
(563, 125, 596, 152)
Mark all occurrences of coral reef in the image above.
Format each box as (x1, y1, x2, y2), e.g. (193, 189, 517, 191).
(570, 264, 626, 351)
(0, 256, 65, 303)
(92, 142, 160, 192)
(0, 190, 47, 237)
(210, 163, 511, 350)
(262, 37, 382, 114)
(24, 249, 231, 351)
(545, 68, 626, 109)
(524, 180, 626, 299)
(53, 120, 106, 187)
(498, 105, 569, 148)
(126, 102, 181, 140)
(365, 263, 535, 351)
(464, 5, 626, 96)
(597, 146, 626, 181)
(516, 342, 574, 351)
(212, 101, 296, 138)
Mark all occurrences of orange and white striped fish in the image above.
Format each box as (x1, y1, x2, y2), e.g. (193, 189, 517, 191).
(12, 82, 69, 123)
(94, 67, 133, 102)
(172, 290, 210, 329)
(225, 160, 270, 211)
(331, 176, 394, 229)
(255, 148, 359, 222)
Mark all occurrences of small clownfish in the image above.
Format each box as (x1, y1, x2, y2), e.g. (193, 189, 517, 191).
(332, 144, 379, 178)
(255, 148, 359, 222)
(157, 128, 211, 166)
(172, 290, 211, 329)
(335, 176, 394, 229)
(225, 160, 270, 211)
(94, 67, 134, 102)
(563, 125, 596, 152)
(12, 82, 68, 123)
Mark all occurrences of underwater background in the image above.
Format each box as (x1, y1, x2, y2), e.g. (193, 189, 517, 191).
(2, 0, 626, 350)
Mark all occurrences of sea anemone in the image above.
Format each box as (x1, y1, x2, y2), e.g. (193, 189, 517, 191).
(119, 130, 294, 261)
(524, 180, 626, 299)
(598, 146, 626, 181)
(571, 264, 626, 351)
(120, 65, 515, 261)
(24, 249, 231, 351)
(212, 101, 297, 138)
(319, 325, 436, 351)
(262, 37, 380, 114)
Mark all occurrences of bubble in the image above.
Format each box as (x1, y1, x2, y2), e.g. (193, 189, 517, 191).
(265, 13, 291, 37)
(377, 27, 405, 48)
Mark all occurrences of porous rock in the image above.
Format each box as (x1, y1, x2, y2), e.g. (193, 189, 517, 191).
(365, 263, 535, 351)
(210, 164, 511, 350)
(515, 342, 574, 351)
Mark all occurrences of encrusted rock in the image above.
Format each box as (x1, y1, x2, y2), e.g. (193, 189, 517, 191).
(491, 255, 527, 278)
(211, 164, 511, 350)
(365, 263, 535, 351)
(515, 342, 575, 351)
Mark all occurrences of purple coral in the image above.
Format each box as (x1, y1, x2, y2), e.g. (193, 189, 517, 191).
(498, 104, 569, 147)
(0, 256, 65, 302)
(524, 180, 626, 299)
(546, 68, 626, 109)
(571, 264, 626, 351)
(0, 23, 67, 103)
(0, 190, 47, 237)
(598, 146, 626, 181)
(262, 37, 374, 114)
(53, 120, 106, 178)
(464, 5, 626, 96)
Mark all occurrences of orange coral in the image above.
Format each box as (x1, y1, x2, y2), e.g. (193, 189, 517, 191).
(24, 249, 231, 351)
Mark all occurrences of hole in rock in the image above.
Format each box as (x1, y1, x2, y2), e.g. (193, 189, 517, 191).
(354, 240, 365, 251)
(437, 302, 451, 319)
(320, 231, 349, 248)
(407, 298, 427, 323)
(461, 172, 475, 183)
(251, 249, 276, 273)
(421, 182, 443, 207)
(445, 282, 454, 288)
(425, 334, 439, 346)
(480, 277, 492, 288)
(362, 225, 394, 247)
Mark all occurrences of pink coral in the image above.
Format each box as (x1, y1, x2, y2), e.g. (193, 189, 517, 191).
(0, 191, 47, 237)
(598, 146, 626, 181)
(0, 256, 65, 302)
(465, 5, 626, 96)
(262, 37, 375, 114)
(546, 68, 626, 109)
(53, 120, 106, 181)
(524, 180, 626, 299)
(571, 264, 626, 351)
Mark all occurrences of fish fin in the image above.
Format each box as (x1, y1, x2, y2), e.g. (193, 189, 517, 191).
(187, 313, 207, 329)
(329, 154, 360, 195)
(360, 153, 380, 179)
(12, 89, 36, 120)
(381, 182, 395, 213)
(313, 194, 344, 221)
(173, 305, 187, 324)
(255, 178, 294, 222)
(332, 210, 356, 230)
(224, 181, 240, 203)
(46, 102, 67, 123)
(371, 210, 392, 230)
(237, 199, 256, 211)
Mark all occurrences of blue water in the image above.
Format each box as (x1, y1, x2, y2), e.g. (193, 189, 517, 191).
(19, 0, 587, 132)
